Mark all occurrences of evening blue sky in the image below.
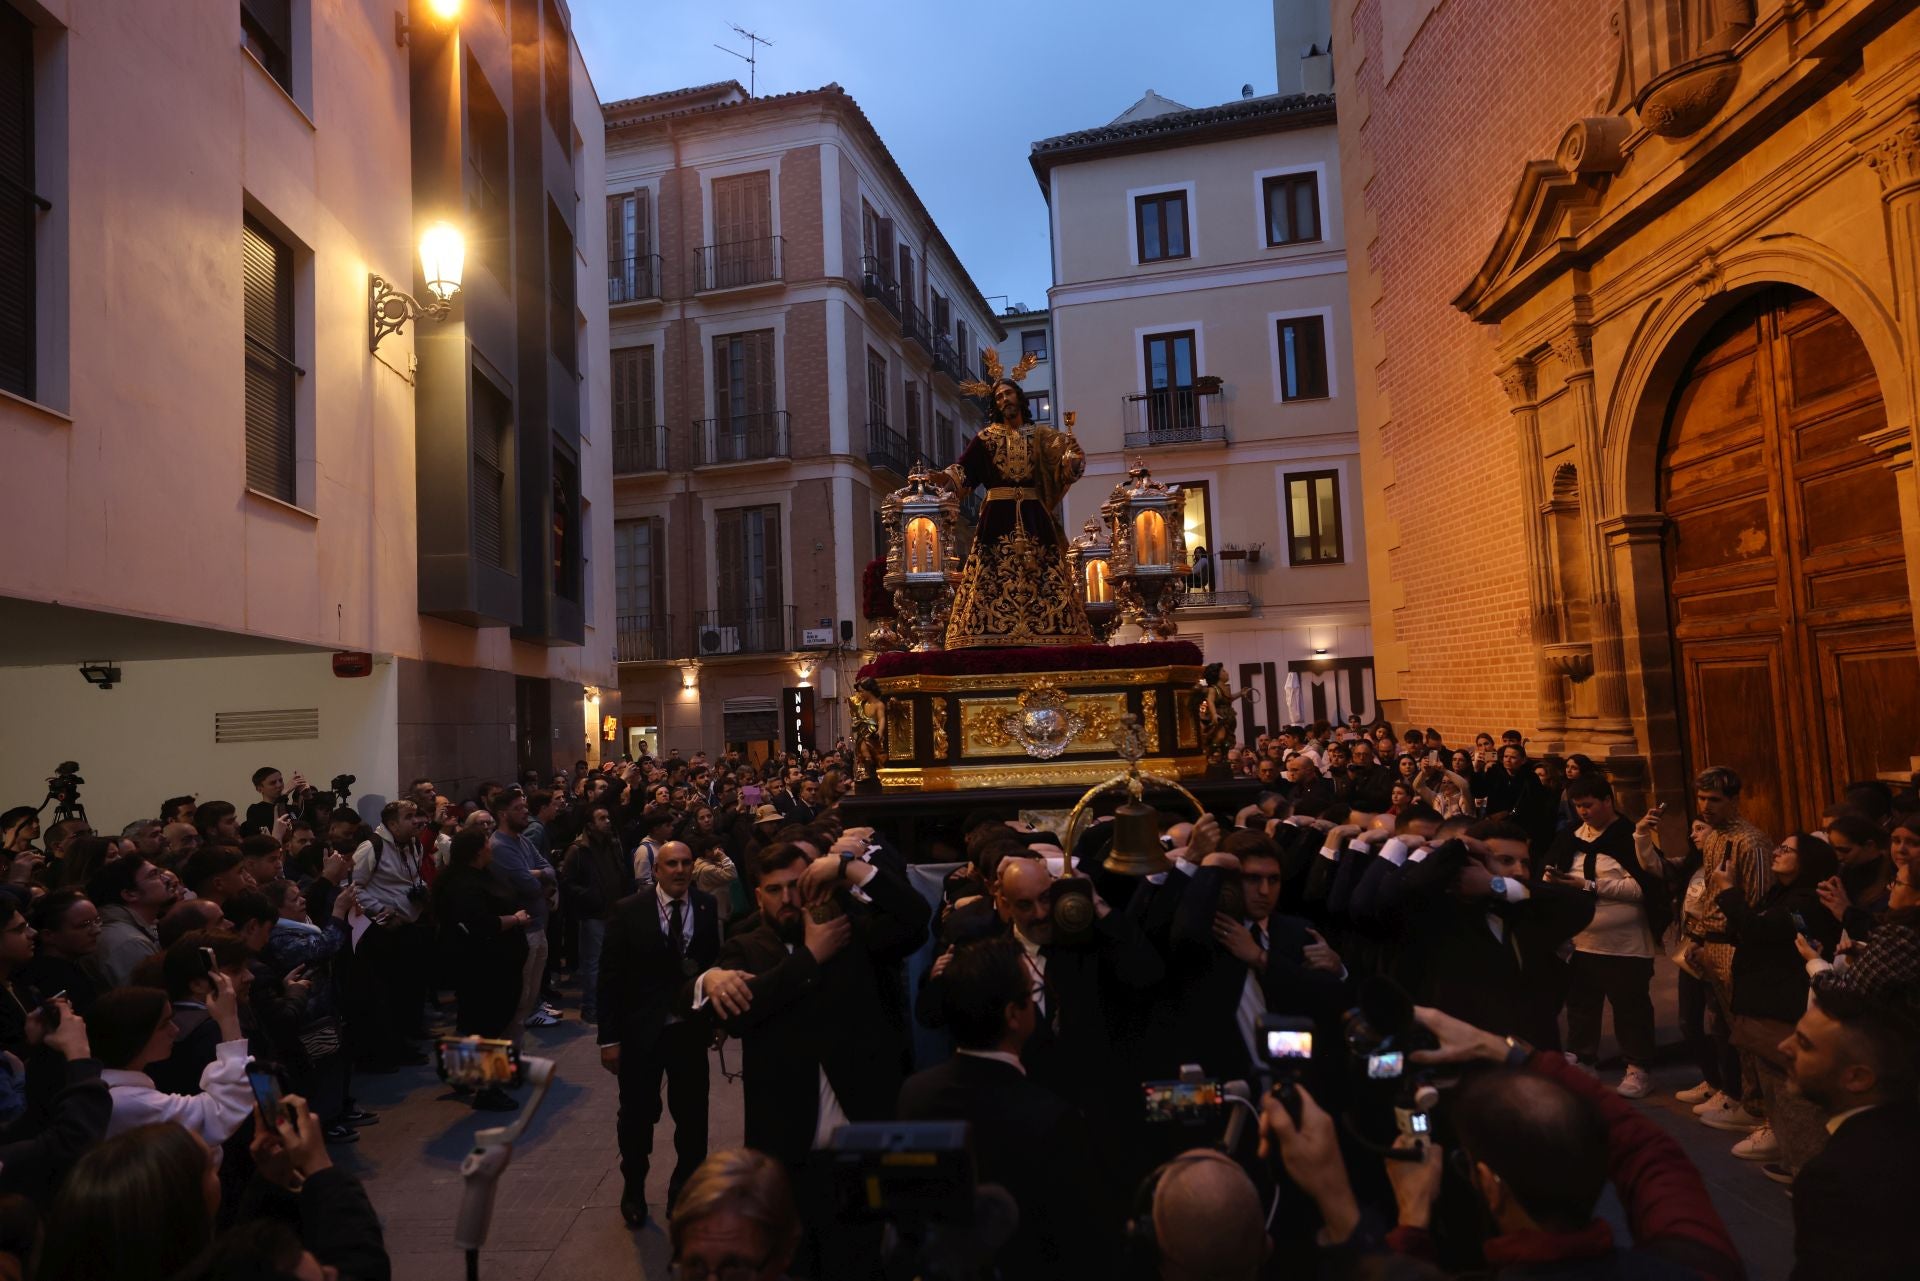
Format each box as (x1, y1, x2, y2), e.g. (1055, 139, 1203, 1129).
(569, 0, 1283, 311)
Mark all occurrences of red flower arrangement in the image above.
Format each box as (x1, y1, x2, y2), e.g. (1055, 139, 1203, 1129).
(857, 640, 1203, 681)
(862, 558, 895, 620)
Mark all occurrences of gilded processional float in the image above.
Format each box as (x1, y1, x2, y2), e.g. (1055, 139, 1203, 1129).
(843, 350, 1256, 867)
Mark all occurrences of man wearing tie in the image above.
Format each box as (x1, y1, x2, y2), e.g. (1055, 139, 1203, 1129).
(596, 840, 724, 1228)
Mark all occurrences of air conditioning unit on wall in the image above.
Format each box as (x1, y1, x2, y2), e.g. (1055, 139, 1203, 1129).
(698, 626, 742, 656)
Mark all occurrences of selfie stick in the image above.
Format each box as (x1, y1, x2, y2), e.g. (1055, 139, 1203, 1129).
(455, 1056, 557, 1281)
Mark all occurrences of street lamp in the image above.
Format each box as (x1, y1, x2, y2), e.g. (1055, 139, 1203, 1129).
(369, 220, 465, 352)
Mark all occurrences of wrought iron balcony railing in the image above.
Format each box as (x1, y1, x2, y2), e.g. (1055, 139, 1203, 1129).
(616, 615, 674, 662)
(612, 423, 668, 475)
(695, 411, 790, 465)
(608, 254, 663, 305)
(693, 605, 793, 656)
(902, 300, 931, 352)
(859, 256, 900, 317)
(693, 236, 783, 292)
(931, 332, 958, 379)
(866, 421, 909, 476)
(1123, 387, 1228, 448)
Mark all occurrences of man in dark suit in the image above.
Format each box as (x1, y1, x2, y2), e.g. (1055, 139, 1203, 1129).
(596, 840, 722, 1227)
(898, 937, 1103, 1281)
(1782, 982, 1920, 1280)
(1163, 830, 1347, 1081)
(712, 841, 931, 1168)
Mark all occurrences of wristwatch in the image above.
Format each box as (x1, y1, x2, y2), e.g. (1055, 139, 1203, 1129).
(1489, 875, 1507, 898)
(838, 852, 858, 878)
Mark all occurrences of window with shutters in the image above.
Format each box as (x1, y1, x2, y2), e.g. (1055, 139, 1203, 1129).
(903, 380, 922, 462)
(1284, 470, 1343, 565)
(552, 448, 580, 600)
(614, 516, 664, 637)
(866, 349, 888, 428)
(1262, 171, 1321, 247)
(242, 215, 299, 503)
(955, 320, 971, 376)
(935, 412, 954, 464)
(896, 243, 915, 310)
(1134, 189, 1190, 263)
(547, 199, 575, 375)
(467, 57, 510, 283)
(706, 171, 775, 289)
(715, 505, 783, 648)
(610, 345, 659, 472)
(606, 189, 653, 302)
(240, 0, 294, 96)
(0, 6, 41, 401)
(1275, 313, 1330, 401)
(708, 329, 779, 462)
(541, 0, 569, 152)
(472, 369, 512, 569)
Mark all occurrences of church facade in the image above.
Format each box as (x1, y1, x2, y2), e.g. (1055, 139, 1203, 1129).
(1334, 0, 1920, 832)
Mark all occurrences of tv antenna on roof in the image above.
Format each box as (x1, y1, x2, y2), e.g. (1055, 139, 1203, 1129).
(715, 23, 773, 97)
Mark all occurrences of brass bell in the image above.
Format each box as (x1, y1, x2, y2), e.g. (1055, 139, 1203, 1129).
(1103, 799, 1172, 877)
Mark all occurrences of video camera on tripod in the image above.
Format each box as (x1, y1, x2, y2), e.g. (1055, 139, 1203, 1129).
(43, 762, 85, 825)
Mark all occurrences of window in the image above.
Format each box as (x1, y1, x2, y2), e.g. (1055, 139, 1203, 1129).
(1021, 329, 1048, 362)
(611, 346, 658, 466)
(553, 448, 580, 601)
(1285, 471, 1343, 565)
(903, 379, 922, 460)
(931, 290, 950, 335)
(615, 517, 665, 650)
(547, 200, 575, 374)
(0, 6, 41, 400)
(935, 412, 954, 464)
(955, 320, 971, 375)
(581, 497, 594, 620)
(709, 171, 774, 288)
(241, 0, 293, 95)
(468, 58, 510, 282)
(716, 505, 784, 647)
(1027, 391, 1052, 423)
(541, 0, 569, 151)
(1262, 172, 1320, 247)
(1276, 314, 1329, 401)
(1175, 481, 1214, 582)
(710, 329, 778, 461)
(606, 190, 653, 301)
(866, 349, 888, 428)
(472, 370, 512, 569)
(1142, 329, 1198, 434)
(896, 243, 915, 309)
(1135, 190, 1189, 263)
(242, 215, 299, 503)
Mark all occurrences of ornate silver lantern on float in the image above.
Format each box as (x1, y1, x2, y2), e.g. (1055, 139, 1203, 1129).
(1101, 461, 1189, 640)
(880, 465, 962, 651)
(1066, 516, 1120, 642)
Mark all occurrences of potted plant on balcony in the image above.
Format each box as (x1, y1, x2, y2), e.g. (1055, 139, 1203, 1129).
(1195, 374, 1223, 396)
(1218, 543, 1247, 561)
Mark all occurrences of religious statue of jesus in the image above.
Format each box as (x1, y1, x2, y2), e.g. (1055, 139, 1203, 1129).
(938, 354, 1094, 650)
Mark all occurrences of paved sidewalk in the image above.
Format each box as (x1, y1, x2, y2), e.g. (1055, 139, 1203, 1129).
(339, 964, 1795, 1281)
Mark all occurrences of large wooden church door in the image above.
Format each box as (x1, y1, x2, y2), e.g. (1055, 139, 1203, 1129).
(1661, 287, 1917, 837)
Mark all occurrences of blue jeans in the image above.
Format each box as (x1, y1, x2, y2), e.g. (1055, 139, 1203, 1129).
(578, 917, 607, 1020)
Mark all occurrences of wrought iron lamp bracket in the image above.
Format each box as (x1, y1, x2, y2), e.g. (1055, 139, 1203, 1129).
(369, 274, 451, 353)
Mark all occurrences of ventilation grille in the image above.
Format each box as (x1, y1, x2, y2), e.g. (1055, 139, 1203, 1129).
(215, 708, 320, 744)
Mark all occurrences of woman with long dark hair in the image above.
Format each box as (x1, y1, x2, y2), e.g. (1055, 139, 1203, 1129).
(431, 829, 530, 1111)
(1714, 832, 1843, 1178)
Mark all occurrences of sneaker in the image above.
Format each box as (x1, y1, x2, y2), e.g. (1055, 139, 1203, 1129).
(340, 1109, 379, 1127)
(1761, 1161, 1794, 1186)
(1675, 1080, 1716, 1105)
(524, 1009, 561, 1028)
(1732, 1126, 1779, 1160)
(1698, 1096, 1763, 1131)
(1691, 1089, 1731, 1115)
(539, 1001, 562, 1016)
(1615, 1066, 1652, 1099)
(323, 1122, 361, 1145)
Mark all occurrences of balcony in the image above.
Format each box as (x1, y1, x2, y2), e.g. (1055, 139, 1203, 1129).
(866, 421, 910, 477)
(859, 256, 900, 317)
(616, 615, 674, 662)
(696, 411, 790, 466)
(608, 254, 663, 305)
(902, 300, 932, 353)
(693, 236, 783, 293)
(612, 423, 668, 475)
(931, 332, 958, 380)
(1123, 387, 1228, 448)
(693, 606, 793, 657)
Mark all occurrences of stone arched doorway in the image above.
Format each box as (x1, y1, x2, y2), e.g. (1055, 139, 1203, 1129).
(1660, 285, 1919, 836)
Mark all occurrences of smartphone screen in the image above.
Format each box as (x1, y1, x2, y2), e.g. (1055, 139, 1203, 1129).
(1141, 1080, 1224, 1123)
(437, 1036, 521, 1088)
(1410, 1111, 1430, 1134)
(1367, 1051, 1405, 1079)
(246, 1061, 285, 1122)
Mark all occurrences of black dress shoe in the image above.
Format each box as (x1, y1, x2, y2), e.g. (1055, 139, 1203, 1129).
(620, 1198, 649, 1228)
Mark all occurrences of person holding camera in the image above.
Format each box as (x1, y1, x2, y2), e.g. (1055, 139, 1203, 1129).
(429, 830, 530, 1112)
(349, 800, 432, 1072)
(1258, 1003, 1741, 1280)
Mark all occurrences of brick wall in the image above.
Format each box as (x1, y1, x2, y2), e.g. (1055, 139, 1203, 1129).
(782, 144, 825, 282)
(1339, 0, 1615, 742)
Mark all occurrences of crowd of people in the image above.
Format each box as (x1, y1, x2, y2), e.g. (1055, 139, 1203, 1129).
(0, 718, 1911, 1280)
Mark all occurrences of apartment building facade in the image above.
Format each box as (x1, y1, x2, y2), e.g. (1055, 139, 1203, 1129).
(0, 0, 614, 825)
(990, 305, 1056, 429)
(1033, 90, 1376, 731)
(602, 82, 1002, 758)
